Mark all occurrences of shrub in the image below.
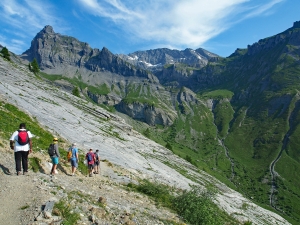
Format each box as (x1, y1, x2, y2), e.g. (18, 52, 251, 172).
(128, 181, 238, 224)
(53, 199, 80, 224)
(128, 179, 174, 208)
(29, 58, 40, 74)
(29, 157, 41, 172)
(72, 86, 80, 97)
(172, 186, 224, 225)
(143, 128, 151, 138)
(166, 142, 173, 151)
(0, 47, 10, 61)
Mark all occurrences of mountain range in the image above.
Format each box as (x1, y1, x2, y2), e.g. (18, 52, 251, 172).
(2, 20, 300, 224)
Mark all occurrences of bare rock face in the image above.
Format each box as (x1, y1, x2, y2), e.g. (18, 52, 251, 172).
(118, 47, 219, 70)
(116, 101, 176, 126)
(21, 26, 157, 82)
(21, 25, 96, 69)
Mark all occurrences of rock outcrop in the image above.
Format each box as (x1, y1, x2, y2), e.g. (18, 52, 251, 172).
(116, 101, 176, 126)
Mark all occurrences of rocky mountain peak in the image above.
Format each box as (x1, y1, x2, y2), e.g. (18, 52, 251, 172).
(293, 20, 300, 28)
(41, 25, 55, 34)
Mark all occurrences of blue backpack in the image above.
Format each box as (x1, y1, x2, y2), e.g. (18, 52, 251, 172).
(87, 153, 93, 162)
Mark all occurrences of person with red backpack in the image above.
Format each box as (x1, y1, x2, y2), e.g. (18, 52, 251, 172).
(9, 123, 33, 176)
(86, 148, 96, 177)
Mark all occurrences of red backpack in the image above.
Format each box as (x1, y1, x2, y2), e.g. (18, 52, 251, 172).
(17, 130, 29, 145)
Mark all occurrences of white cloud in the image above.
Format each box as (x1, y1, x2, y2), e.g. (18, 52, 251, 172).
(77, 0, 284, 49)
(0, 0, 65, 54)
(0, 0, 59, 30)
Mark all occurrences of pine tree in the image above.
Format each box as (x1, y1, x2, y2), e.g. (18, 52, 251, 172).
(30, 58, 40, 74)
(72, 86, 80, 97)
(166, 142, 173, 151)
(0, 47, 11, 61)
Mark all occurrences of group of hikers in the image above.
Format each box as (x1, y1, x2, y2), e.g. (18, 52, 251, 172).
(10, 123, 101, 177)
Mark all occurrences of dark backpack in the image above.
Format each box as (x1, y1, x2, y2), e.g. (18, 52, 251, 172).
(48, 144, 56, 156)
(87, 153, 93, 162)
(95, 152, 99, 162)
(17, 130, 29, 145)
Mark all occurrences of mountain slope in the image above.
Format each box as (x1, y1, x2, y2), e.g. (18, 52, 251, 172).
(210, 21, 300, 221)
(14, 21, 300, 223)
(0, 51, 290, 224)
(119, 21, 300, 222)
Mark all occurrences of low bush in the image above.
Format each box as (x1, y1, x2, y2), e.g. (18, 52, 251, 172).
(53, 199, 80, 225)
(127, 181, 239, 225)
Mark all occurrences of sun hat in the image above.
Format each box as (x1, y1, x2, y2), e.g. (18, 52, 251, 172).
(72, 143, 76, 146)
(53, 137, 58, 141)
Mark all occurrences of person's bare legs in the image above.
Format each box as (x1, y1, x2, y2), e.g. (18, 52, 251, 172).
(72, 166, 77, 175)
(51, 164, 57, 175)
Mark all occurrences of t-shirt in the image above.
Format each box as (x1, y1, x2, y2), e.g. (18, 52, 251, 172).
(69, 147, 78, 160)
(9, 129, 33, 152)
(86, 152, 95, 165)
(52, 143, 60, 158)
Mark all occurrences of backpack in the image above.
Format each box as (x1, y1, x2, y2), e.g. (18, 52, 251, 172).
(95, 152, 99, 162)
(48, 144, 56, 156)
(87, 153, 93, 162)
(17, 130, 29, 145)
(67, 150, 72, 161)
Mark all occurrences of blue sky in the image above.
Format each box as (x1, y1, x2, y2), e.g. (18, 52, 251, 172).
(0, 0, 299, 57)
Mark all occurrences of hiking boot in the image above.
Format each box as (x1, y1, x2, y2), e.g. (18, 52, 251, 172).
(17, 171, 21, 176)
(89, 173, 93, 177)
(23, 171, 28, 176)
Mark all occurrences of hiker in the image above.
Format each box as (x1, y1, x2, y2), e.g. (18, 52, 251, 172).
(69, 143, 79, 176)
(86, 148, 96, 177)
(49, 137, 60, 176)
(9, 123, 33, 175)
(94, 149, 100, 174)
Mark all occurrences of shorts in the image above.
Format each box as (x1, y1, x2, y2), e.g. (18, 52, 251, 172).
(51, 157, 59, 165)
(95, 161, 99, 166)
(71, 158, 78, 168)
(88, 164, 94, 170)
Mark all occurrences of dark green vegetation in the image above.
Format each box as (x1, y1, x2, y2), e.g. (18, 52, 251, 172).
(127, 180, 242, 225)
(29, 58, 40, 74)
(53, 199, 80, 225)
(0, 46, 10, 61)
(0, 100, 53, 151)
(72, 86, 80, 97)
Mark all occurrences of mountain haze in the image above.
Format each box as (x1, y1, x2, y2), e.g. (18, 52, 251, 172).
(16, 21, 300, 223)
